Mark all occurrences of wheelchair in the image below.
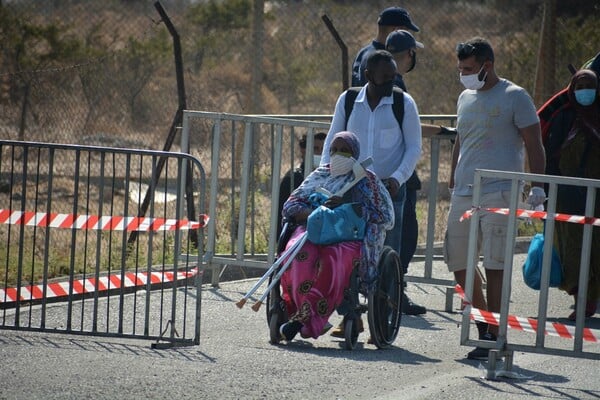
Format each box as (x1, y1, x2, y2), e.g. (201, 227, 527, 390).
(266, 222, 403, 350)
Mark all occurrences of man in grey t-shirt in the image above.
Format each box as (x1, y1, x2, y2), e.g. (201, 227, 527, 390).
(445, 37, 546, 360)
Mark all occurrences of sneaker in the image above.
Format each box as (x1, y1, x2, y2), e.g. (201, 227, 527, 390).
(467, 332, 496, 360)
(401, 293, 426, 315)
(466, 346, 489, 360)
(568, 300, 597, 321)
(330, 317, 364, 338)
(279, 321, 302, 342)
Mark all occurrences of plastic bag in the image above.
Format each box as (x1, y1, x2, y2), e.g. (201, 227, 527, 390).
(522, 233, 563, 290)
(306, 203, 366, 245)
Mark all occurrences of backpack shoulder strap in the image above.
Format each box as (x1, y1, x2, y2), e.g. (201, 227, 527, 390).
(343, 87, 361, 129)
(391, 87, 404, 128)
(344, 86, 405, 129)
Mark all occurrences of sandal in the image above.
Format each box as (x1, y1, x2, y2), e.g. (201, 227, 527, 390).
(330, 317, 364, 338)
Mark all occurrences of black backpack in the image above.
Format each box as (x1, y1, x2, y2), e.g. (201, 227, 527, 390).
(343, 86, 405, 129)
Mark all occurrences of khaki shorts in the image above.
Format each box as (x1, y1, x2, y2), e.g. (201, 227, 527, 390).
(444, 191, 513, 272)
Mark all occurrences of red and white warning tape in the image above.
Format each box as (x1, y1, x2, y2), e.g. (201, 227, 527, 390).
(454, 284, 599, 343)
(460, 207, 600, 226)
(0, 209, 209, 231)
(0, 268, 200, 304)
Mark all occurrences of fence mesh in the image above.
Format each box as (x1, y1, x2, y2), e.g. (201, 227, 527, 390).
(2, 0, 598, 145)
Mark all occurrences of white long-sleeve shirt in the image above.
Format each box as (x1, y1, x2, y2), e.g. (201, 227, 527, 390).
(321, 85, 422, 185)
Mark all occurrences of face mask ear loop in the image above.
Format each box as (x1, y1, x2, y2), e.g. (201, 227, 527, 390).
(407, 50, 416, 73)
(477, 63, 487, 82)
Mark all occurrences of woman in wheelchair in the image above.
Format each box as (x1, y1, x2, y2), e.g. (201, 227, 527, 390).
(278, 131, 394, 341)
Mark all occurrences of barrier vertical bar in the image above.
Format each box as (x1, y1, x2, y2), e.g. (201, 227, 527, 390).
(236, 122, 253, 260)
(93, 151, 106, 333)
(267, 125, 284, 265)
(208, 119, 221, 285)
(15, 145, 27, 328)
(66, 149, 81, 331)
(41, 147, 55, 330)
(461, 169, 483, 345)
(535, 181, 558, 347)
(497, 178, 521, 348)
(574, 186, 596, 351)
(425, 136, 442, 278)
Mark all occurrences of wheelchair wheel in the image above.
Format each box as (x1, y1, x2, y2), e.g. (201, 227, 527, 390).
(343, 316, 360, 350)
(367, 246, 403, 349)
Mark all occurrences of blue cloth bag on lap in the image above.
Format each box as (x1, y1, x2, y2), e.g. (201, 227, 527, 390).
(522, 233, 563, 290)
(306, 203, 366, 245)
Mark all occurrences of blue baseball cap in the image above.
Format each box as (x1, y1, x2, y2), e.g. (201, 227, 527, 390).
(377, 7, 419, 32)
(386, 30, 424, 54)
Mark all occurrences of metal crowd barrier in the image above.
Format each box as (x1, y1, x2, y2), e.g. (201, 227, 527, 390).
(462, 169, 600, 376)
(180, 110, 456, 287)
(0, 140, 207, 348)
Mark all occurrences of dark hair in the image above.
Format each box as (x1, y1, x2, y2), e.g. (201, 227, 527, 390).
(456, 37, 494, 63)
(299, 132, 327, 148)
(365, 49, 395, 73)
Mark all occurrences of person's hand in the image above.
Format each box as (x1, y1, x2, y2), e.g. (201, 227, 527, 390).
(383, 178, 400, 197)
(527, 186, 546, 209)
(324, 196, 343, 209)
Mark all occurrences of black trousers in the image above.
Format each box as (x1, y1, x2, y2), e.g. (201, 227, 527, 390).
(400, 186, 418, 273)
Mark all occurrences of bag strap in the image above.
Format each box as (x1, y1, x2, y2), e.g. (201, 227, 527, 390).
(344, 86, 404, 129)
(343, 87, 360, 129)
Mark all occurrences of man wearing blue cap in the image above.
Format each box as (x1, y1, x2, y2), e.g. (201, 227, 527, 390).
(351, 7, 419, 87)
(382, 29, 429, 316)
(356, 29, 424, 91)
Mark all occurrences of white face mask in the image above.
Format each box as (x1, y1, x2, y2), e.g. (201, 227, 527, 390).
(460, 65, 487, 90)
(329, 153, 355, 177)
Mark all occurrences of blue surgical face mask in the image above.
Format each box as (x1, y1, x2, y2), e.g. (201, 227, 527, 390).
(574, 88, 597, 106)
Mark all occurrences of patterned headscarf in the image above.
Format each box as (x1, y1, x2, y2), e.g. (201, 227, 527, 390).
(332, 131, 360, 159)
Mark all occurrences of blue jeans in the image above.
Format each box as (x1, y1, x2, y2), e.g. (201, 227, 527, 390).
(384, 183, 406, 269)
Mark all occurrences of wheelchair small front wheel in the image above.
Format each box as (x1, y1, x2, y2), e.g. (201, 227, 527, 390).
(343, 316, 360, 350)
(269, 312, 282, 344)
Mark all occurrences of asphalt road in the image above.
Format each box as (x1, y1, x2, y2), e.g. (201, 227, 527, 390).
(1, 254, 599, 400)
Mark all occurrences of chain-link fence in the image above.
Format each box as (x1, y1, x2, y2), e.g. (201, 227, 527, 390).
(2, 0, 599, 145)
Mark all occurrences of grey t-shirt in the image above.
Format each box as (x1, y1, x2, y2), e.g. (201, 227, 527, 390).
(454, 78, 539, 195)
